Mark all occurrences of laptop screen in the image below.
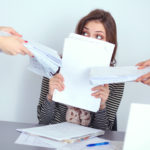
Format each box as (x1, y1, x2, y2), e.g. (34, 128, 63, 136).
(123, 103, 150, 150)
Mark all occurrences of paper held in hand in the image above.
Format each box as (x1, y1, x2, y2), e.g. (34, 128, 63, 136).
(89, 66, 150, 85)
(53, 33, 114, 112)
(25, 41, 61, 79)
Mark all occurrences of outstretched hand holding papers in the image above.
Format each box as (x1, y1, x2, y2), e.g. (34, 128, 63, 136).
(25, 41, 61, 79)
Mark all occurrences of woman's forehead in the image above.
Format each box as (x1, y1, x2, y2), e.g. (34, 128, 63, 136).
(84, 20, 105, 32)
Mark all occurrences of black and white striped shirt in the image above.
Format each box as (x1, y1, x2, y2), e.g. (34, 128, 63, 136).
(37, 77, 124, 130)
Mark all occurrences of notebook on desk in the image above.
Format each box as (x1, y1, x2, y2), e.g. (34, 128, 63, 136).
(123, 103, 150, 150)
(17, 122, 104, 143)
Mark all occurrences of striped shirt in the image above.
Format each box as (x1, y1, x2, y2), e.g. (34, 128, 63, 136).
(37, 77, 124, 130)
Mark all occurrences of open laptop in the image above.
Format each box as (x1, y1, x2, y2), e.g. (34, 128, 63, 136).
(123, 103, 150, 150)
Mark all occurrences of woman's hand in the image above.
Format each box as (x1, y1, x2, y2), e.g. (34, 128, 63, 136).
(91, 84, 109, 110)
(47, 73, 65, 101)
(0, 26, 22, 37)
(0, 36, 33, 56)
(136, 59, 150, 86)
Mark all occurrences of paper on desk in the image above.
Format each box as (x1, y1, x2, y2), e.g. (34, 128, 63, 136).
(89, 66, 150, 85)
(53, 33, 114, 112)
(15, 133, 123, 150)
(59, 137, 123, 150)
(17, 122, 104, 142)
(15, 132, 67, 149)
(25, 41, 61, 79)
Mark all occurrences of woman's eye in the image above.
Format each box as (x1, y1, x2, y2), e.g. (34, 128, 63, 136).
(96, 35, 102, 40)
(82, 32, 88, 36)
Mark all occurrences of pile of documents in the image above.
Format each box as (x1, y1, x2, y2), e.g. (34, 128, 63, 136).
(15, 122, 105, 149)
(89, 66, 150, 85)
(25, 41, 62, 79)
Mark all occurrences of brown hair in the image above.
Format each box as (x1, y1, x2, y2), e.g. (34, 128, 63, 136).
(75, 9, 117, 66)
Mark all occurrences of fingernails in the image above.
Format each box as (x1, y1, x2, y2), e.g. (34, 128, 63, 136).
(24, 40, 28, 43)
(32, 55, 34, 58)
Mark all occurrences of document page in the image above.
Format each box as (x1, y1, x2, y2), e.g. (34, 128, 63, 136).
(15, 132, 67, 149)
(53, 33, 114, 112)
(25, 41, 61, 79)
(89, 66, 150, 85)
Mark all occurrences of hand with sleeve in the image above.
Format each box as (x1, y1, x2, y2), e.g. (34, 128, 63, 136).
(136, 59, 150, 86)
(91, 84, 110, 110)
(47, 73, 65, 101)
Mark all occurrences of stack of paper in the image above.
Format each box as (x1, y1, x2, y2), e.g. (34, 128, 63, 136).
(16, 135, 123, 150)
(16, 122, 105, 149)
(25, 41, 61, 79)
(17, 122, 104, 143)
(53, 33, 114, 112)
(89, 66, 150, 85)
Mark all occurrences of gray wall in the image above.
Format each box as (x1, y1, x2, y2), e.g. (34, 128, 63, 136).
(0, 0, 150, 131)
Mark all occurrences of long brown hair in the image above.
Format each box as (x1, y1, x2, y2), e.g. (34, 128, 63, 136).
(76, 9, 117, 66)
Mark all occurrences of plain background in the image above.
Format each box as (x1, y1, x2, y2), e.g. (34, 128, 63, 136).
(0, 0, 150, 131)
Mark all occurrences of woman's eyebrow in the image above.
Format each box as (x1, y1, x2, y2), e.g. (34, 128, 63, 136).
(83, 27, 89, 30)
(95, 31, 104, 33)
(83, 27, 104, 34)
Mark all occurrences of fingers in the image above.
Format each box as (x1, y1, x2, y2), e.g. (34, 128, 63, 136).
(91, 84, 108, 91)
(0, 26, 22, 37)
(21, 46, 33, 57)
(55, 73, 64, 81)
(91, 84, 109, 100)
(136, 61, 144, 67)
(13, 37, 33, 56)
(141, 78, 150, 86)
(49, 74, 65, 96)
(136, 72, 150, 81)
(136, 59, 150, 69)
(91, 90, 108, 100)
(10, 30, 22, 37)
(14, 36, 24, 43)
(136, 72, 150, 85)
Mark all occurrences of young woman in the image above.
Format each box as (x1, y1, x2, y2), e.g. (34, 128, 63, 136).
(37, 9, 124, 130)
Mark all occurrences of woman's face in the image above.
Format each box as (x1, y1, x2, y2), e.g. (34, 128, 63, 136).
(82, 20, 106, 41)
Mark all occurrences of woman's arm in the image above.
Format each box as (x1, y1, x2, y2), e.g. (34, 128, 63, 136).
(90, 83, 124, 130)
(37, 77, 56, 124)
(37, 74, 65, 124)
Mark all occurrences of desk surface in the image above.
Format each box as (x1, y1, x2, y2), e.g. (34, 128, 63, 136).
(0, 121, 125, 150)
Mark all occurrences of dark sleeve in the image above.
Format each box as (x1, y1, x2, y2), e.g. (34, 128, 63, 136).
(90, 83, 125, 130)
(37, 77, 56, 125)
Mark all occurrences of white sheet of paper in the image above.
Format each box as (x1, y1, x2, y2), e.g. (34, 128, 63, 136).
(53, 33, 114, 112)
(25, 41, 61, 79)
(15, 133, 122, 150)
(89, 66, 150, 85)
(123, 103, 150, 150)
(17, 122, 104, 142)
(15, 132, 67, 149)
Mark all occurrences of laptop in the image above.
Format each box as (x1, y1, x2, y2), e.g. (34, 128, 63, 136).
(123, 103, 150, 150)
